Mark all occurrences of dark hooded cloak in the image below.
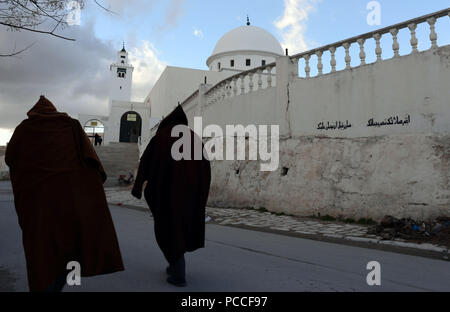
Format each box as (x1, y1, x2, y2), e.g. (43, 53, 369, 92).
(131, 105, 211, 264)
(5, 96, 124, 292)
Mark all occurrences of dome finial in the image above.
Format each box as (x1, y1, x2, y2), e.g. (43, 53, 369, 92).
(121, 42, 126, 52)
(246, 15, 250, 26)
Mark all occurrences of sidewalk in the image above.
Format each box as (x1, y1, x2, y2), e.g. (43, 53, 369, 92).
(105, 186, 450, 260)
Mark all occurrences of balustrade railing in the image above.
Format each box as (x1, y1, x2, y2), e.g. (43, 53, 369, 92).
(204, 62, 277, 106)
(291, 8, 449, 78)
(171, 9, 449, 113)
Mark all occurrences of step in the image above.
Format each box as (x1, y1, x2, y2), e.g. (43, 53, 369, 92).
(94, 143, 140, 187)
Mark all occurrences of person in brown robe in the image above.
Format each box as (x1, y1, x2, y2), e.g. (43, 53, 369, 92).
(5, 96, 124, 292)
(131, 104, 211, 287)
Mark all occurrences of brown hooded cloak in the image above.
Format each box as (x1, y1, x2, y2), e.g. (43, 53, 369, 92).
(5, 96, 124, 292)
(131, 105, 211, 264)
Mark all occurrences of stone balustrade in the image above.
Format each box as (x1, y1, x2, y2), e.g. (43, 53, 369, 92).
(290, 8, 449, 78)
(204, 62, 277, 106)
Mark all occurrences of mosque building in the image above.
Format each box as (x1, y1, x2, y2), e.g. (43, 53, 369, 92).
(78, 18, 284, 145)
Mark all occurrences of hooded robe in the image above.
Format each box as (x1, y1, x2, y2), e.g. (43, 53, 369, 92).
(5, 96, 124, 292)
(131, 105, 211, 264)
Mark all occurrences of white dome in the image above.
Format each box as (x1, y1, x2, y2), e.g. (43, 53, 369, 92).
(211, 25, 284, 57)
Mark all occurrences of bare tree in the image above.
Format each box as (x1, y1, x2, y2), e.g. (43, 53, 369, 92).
(0, 0, 114, 56)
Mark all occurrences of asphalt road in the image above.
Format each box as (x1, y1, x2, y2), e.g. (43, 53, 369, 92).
(1, 181, 449, 292)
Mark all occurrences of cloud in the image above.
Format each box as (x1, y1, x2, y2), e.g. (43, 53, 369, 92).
(274, 0, 320, 54)
(0, 19, 165, 136)
(193, 28, 204, 38)
(90, 1, 185, 32)
(91, 0, 156, 16)
(128, 41, 166, 101)
(159, 0, 185, 31)
(0, 21, 113, 130)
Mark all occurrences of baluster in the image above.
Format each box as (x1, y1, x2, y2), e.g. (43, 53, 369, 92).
(329, 47, 336, 72)
(373, 33, 382, 62)
(233, 78, 238, 96)
(267, 66, 273, 87)
(214, 88, 219, 102)
(215, 85, 219, 101)
(226, 80, 231, 97)
(217, 87, 221, 101)
(216, 85, 221, 101)
(222, 83, 226, 99)
(248, 72, 254, 92)
(316, 51, 323, 76)
(292, 58, 299, 78)
(257, 69, 263, 89)
(408, 23, 418, 54)
(343, 42, 351, 69)
(357, 38, 366, 66)
(427, 17, 437, 50)
(390, 28, 400, 58)
(304, 55, 311, 78)
(240, 75, 245, 94)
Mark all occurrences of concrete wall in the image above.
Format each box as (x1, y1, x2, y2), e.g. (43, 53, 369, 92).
(148, 66, 234, 119)
(207, 134, 450, 221)
(208, 51, 277, 72)
(106, 101, 150, 145)
(199, 45, 450, 221)
(289, 46, 450, 138)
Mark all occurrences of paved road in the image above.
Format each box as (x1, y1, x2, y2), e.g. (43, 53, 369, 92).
(1, 181, 449, 292)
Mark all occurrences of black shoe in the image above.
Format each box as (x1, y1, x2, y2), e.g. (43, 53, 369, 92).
(166, 276, 187, 287)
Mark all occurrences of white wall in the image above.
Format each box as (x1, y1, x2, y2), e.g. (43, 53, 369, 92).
(147, 66, 234, 119)
(190, 45, 450, 220)
(109, 64, 133, 105)
(105, 101, 150, 144)
(208, 52, 277, 72)
(289, 47, 450, 138)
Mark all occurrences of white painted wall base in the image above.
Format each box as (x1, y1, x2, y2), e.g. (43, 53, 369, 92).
(208, 134, 450, 221)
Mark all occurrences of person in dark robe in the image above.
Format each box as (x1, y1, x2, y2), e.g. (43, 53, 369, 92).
(94, 133, 100, 146)
(5, 96, 124, 292)
(131, 105, 211, 287)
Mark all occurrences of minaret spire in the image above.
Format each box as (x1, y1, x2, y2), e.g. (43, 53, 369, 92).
(121, 42, 126, 52)
(246, 15, 250, 26)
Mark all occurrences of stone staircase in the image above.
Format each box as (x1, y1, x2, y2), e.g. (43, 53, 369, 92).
(94, 143, 140, 187)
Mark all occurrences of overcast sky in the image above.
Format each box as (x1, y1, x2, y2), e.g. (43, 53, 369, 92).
(0, 0, 449, 145)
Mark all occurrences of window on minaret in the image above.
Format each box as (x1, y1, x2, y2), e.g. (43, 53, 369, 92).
(121, 56, 125, 59)
(117, 68, 126, 78)
(230, 60, 234, 67)
(218, 62, 221, 70)
(121, 61, 124, 64)
(246, 59, 251, 66)
(262, 60, 266, 66)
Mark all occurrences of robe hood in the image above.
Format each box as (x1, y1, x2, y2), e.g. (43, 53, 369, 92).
(27, 96, 59, 118)
(157, 105, 188, 133)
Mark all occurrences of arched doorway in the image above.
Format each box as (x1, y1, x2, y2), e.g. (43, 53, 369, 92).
(120, 111, 142, 143)
(84, 120, 105, 145)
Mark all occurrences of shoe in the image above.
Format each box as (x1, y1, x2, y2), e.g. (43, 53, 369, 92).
(167, 276, 187, 287)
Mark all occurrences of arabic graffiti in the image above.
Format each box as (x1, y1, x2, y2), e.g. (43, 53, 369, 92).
(317, 121, 352, 131)
(367, 115, 411, 127)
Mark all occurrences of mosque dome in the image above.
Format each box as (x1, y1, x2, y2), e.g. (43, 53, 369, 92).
(207, 22, 284, 70)
(212, 25, 283, 56)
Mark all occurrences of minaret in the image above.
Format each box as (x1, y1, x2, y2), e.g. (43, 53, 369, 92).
(109, 43, 134, 113)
